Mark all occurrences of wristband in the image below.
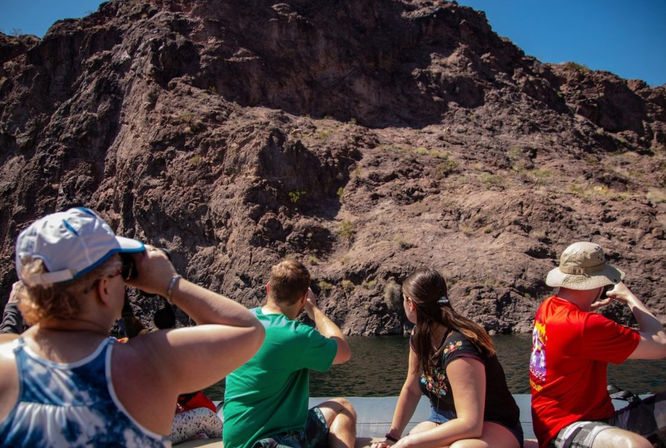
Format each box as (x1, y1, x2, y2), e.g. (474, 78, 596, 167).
(166, 275, 181, 304)
(385, 433, 399, 443)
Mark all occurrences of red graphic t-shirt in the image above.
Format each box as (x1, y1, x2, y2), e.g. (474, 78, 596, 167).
(529, 296, 640, 448)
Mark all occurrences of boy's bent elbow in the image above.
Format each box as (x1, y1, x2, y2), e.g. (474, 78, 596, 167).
(332, 338, 351, 364)
(630, 331, 666, 359)
(655, 331, 666, 358)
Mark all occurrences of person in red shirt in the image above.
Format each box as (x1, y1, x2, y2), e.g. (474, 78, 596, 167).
(530, 242, 666, 448)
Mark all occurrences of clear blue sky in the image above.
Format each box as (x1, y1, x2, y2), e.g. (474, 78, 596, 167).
(1, 0, 664, 86)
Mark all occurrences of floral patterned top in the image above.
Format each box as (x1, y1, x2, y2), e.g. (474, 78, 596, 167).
(413, 331, 520, 428)
(0, 337, 170, 447)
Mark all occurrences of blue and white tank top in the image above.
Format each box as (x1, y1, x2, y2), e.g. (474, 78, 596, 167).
(0, 337, 171, 447)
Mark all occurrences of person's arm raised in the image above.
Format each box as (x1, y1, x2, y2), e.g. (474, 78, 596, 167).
(304, 288, 351, 364)
(125, 246, 265, 396)
(0, 281, 26, 336)
(602, 282, 666, 360)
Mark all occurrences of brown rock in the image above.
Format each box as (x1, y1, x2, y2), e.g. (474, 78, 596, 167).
(0, 0, 664, 334)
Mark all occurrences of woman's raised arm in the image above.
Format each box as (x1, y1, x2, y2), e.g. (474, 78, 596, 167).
(114, 247, 265, 434)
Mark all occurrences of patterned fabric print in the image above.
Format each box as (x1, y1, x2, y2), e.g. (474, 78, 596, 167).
(443, 340, 463, 356)
(420, 364, 449, 399)
(0, 337, 170, 448)
(170, 407, 223, 444)
(529, 321, 547, 389)
(418, 340, 462, 400)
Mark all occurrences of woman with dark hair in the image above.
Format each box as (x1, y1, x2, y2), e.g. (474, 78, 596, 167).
(373, 268, 523, 448)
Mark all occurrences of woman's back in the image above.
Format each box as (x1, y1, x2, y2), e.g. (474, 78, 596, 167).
(415, 331, 519, 428)
(0, 336, 169, 447)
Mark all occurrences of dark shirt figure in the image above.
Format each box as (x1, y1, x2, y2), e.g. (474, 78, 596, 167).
(0, 282, 27, 335)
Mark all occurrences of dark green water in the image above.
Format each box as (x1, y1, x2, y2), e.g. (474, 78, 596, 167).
(205, 335, 665, 400)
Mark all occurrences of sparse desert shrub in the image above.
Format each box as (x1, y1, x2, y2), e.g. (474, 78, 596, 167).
(316, 129, 332, 140)
(362, 278, 377, 289)
(383, 279, 402, 311)
(288, 189, 306, 203)
(479, 173, 505, 190)
(379, 143, 403, 153)
(338, 220, 355, 242)
(646, 189, 666, 205)
(189, 154, 204, 167)
(528, 168, 553, 186)
(508, 145, 522, 159)
(318, 280, 334, 292)
(563, 61, 589, 73)
(435, 154, 458, 178)
(567, 183, 628, 202)
(179, 113, 205, 133)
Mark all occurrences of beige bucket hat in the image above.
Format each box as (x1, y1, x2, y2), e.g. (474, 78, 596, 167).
(545, 242, 624, 290)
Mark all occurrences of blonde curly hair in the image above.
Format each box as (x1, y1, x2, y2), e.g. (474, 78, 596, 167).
(18, 255, 122, 325)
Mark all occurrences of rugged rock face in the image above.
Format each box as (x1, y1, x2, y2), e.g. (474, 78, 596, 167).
(1, 0, 664, 334)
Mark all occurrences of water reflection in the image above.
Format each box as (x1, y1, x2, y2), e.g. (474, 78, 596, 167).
(206, 335, 665, 400)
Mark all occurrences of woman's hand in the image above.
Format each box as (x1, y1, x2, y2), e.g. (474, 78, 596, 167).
(125, 245, 177, 297)
(391, 435, 414, 448)
(371, 438, 395, 448)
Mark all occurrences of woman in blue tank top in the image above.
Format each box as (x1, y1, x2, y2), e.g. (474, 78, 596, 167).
(0, 207, 265, 447)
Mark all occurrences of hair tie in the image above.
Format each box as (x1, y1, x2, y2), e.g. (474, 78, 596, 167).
(437, 295, 449, 305)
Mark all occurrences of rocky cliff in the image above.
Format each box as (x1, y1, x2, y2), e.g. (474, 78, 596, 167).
(1, 0, 664, 334)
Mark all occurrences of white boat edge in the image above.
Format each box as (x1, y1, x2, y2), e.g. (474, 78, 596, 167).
(176, 394, 635, 447)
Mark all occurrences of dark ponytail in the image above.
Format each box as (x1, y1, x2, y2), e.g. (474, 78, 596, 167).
(403, 268, 495, 377)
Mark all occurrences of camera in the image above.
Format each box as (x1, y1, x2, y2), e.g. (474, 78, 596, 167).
(120, 248, 172, 281)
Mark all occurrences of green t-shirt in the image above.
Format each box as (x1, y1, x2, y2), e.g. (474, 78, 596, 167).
(223, 308, 338, 448)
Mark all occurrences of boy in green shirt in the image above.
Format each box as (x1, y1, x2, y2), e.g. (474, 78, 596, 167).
(223, 260, 356, 448)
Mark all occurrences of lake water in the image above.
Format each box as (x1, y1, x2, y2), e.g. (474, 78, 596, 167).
(205, 334, 665, 400)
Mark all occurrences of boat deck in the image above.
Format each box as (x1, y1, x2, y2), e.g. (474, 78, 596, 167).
(323, 395, 536, 439)
(176, 394, 631, 447)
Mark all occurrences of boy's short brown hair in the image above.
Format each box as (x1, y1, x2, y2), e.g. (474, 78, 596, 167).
(269, 259, 310, 305)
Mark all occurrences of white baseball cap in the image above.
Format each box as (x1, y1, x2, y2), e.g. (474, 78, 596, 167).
(16, 207, 145, 285)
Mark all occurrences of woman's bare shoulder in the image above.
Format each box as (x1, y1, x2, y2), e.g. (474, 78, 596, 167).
(0, 334, 19, 344)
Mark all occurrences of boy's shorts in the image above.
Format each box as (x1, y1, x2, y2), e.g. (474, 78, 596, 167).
(549, 392, 666, 448)
(251, 407, 329, 448)
(549, 421, 613, 448)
